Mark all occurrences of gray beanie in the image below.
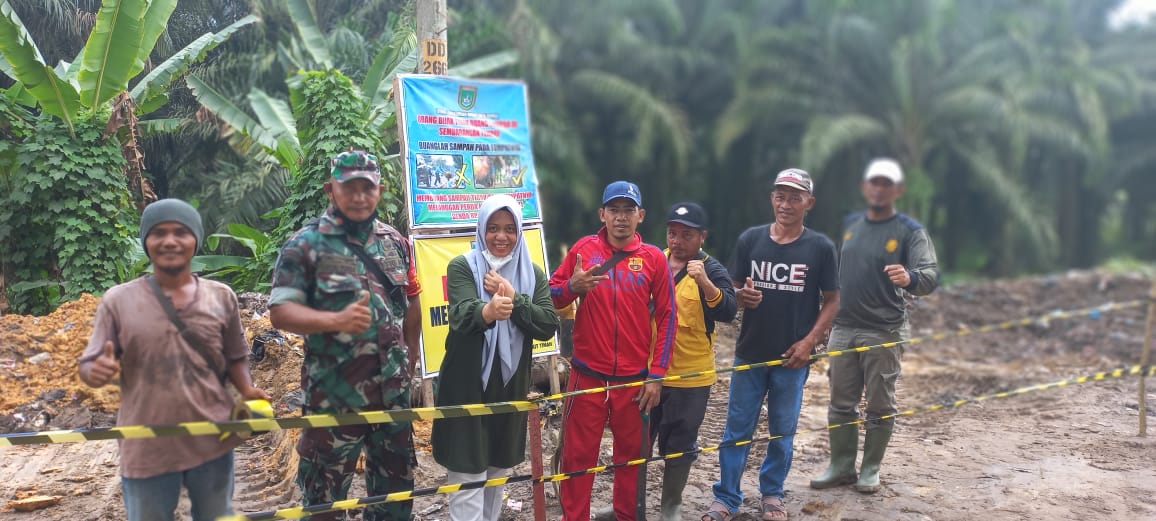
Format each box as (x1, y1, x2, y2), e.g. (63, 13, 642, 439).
(140, 199, 204, 256)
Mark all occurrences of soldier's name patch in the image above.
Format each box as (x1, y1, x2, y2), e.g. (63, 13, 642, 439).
(317, 252, 360, 275)
(378, 247, 409, 286)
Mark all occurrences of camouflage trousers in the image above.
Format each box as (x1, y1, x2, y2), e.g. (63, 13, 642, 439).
(296, 422, 416, 520)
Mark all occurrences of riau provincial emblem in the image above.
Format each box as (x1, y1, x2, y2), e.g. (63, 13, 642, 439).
(457, 85, 478, 111)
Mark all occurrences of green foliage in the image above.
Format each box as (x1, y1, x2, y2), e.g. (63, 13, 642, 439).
(0, 0, 257, 314)
(0, 115, 137, 314)
(274, 69, 386, 241)
(129, 14, 259, 114)
(199, 223, 278, 292)
(1096, 257, 1155, 277)
(0, 1, 81, 131)
(286, 0, 333, 69)
(78, 0, 173, 109)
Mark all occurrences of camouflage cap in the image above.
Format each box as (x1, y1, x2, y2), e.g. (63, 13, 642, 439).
(330, 149, 381, 184)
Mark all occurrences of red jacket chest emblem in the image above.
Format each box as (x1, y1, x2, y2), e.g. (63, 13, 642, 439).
(628, 256, 644, 272)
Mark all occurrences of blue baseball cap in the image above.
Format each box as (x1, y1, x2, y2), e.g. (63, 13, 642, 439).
(602, 180, 642, 206)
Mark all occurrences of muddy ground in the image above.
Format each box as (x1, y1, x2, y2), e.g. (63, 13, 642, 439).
(2, 269, 1155, 520)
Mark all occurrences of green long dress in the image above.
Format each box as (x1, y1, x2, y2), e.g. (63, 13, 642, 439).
(430, 255, 559, 473)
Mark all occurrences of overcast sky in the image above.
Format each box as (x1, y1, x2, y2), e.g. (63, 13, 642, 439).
(1110, 0, 1156, 28)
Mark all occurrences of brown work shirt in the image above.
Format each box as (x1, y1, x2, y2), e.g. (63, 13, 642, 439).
(79, 276, 248, 478)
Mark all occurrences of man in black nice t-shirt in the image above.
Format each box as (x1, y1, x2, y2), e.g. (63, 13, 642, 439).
(704, 169, 839, 521)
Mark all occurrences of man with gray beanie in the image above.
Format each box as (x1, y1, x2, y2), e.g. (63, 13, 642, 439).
(79, 198, 269, 521)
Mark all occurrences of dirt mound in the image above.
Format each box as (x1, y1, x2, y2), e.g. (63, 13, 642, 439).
(0, 291, 310, 434)
(0, 294, 120, 432)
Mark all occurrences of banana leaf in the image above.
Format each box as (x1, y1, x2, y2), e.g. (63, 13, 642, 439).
(130, 14, 258, 115)
(448, 49, 520, 78)
(286, 0, 332, 68)
(185, 74, 284, 164)
(0, 52, 14, 80)
(247, 88, 301, 166)
(127, 0, 178, 80)
(0, 1, 80, 128)
(78, 0, 149, 108)
(4, 81, 38, 107)
(362, 28, 417, 111)
(192, 255, 250, 272)
(136, 117, 184, 136)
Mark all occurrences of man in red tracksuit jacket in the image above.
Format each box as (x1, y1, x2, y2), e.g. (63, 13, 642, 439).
(550, 180, 677, 521)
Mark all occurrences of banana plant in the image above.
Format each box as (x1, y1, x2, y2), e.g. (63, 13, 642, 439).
(0, 0, 257, 312)
(187, 0, 520, 171)
(187, 0, 519, 240)
(0, 0, 257, 133)
(197, 223, 277, 292)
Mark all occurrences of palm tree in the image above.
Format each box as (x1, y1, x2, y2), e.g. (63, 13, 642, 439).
(185, 0, 519, 286)
(0, 0, 256, 312)
(1003, 0, 1156, 269)
(480, 0, 766, 252)
(714, 1, 1070, 274)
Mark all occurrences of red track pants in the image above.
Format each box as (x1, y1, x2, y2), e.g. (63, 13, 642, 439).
(559, 370, 645, 521)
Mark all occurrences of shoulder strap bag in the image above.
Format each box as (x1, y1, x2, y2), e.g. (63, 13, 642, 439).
(147, 276, 227, 383)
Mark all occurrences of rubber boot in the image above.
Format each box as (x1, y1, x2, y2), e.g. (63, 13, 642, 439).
(659, 463, 692, 521)
(855, 427, 893, 493)
(809, 414, 860, 489)
(592, 505, 615, 521)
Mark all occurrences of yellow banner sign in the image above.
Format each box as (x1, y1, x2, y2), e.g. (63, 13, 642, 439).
(412, 226, 557, 377)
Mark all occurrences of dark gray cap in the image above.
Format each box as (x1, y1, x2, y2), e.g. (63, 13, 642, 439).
(667, 202, 708, 229)
(140, 199, 204, 256)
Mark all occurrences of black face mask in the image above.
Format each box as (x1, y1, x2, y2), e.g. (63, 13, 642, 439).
(332, 207, 378, 236)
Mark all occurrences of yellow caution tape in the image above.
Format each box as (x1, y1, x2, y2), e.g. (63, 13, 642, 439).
(2, 299, 1143, 447)
(216, 363, 1154, 520)
(0, 401, 536, 447)
(535, 299, 1148, 402)
(220, 399, 275, 441)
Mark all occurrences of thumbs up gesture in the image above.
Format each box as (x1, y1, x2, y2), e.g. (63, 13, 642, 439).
(736, 277, 763, 309)
(568, 253, 610, 294)
(336, 291, 372, 334)
(483, 269, 511, 296)
(483, 281, 515, 323)
(85, 340, 121, 387)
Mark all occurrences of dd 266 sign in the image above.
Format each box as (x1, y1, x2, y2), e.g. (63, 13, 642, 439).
(421, 38, 447, 75)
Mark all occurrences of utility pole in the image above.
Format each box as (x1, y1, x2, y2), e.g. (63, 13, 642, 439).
(413, 0, 446, 411)
(411, 3, 551, 518)
(416, 0, 448, 76)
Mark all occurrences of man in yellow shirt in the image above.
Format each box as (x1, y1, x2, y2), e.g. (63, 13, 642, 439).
(651, 202, 737, 520)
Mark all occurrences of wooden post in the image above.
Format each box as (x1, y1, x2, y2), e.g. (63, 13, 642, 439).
(527, 393, 547, 521)
(416, 0, 448, 76)
(1140, 282, 1155, 436)
(414, 0, 447, 408)
(548, 354, 561, 395)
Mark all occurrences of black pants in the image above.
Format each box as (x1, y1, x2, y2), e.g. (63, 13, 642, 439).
(648, 385, 711, 467)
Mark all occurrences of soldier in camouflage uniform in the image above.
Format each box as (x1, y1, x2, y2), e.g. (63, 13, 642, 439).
(270, 150, 423, 521)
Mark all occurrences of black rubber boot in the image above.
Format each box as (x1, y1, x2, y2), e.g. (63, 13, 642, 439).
(659, 463, 692, 521)
(855, 427, 893, 493)
(809, 414, 860, 489)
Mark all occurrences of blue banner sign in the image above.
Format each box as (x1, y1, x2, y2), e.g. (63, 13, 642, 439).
(398, 74, 542, 229)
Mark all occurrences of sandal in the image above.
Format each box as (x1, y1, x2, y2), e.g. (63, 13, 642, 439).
(760, 496, 788, 520)
(701, 500, 733, 521)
